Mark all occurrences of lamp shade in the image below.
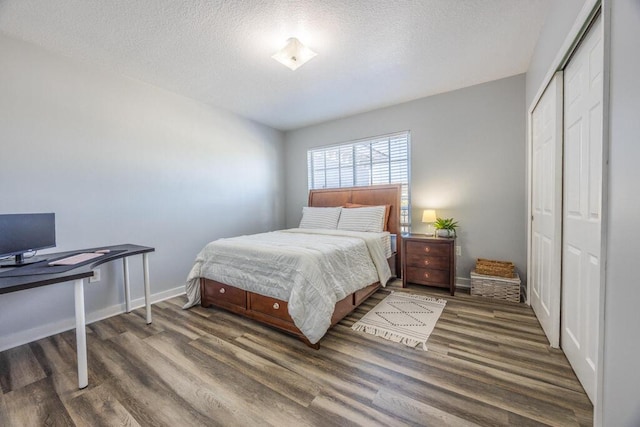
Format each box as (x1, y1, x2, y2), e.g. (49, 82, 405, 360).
(421, 209, 437, 223)
(272, 37, 317, 71)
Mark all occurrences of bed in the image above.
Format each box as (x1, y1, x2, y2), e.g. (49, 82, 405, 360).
(183, 184, 402, 348)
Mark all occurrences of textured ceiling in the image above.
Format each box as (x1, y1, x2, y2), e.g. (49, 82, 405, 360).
(0, 0, 550, 131)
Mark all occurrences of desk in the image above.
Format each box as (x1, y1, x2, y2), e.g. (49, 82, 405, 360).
(0, 244, 154, 389)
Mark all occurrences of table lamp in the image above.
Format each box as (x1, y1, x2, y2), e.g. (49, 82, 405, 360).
(422, 209, 437, 236)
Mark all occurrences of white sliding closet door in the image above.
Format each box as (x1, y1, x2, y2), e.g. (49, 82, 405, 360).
(562, 14, 603, 403)
(530, 72, 563, 348)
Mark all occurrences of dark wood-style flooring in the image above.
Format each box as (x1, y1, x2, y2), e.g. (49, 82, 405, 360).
(0, 281, 593, 426)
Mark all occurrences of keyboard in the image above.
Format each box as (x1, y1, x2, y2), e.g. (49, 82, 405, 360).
(48, 252, 104, 266)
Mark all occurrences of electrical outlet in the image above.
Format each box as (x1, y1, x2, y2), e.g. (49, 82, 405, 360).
(456, 246, 462, 257)
(90, 268, 101, 283)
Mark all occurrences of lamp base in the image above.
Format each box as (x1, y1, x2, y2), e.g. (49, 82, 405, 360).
(424, 224, 435, 237)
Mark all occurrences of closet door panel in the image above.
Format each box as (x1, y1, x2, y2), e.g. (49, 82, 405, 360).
(561, 13, 603, 404)
(530, 72, 563, 348)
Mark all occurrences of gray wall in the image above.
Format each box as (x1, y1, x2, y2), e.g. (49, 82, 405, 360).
(603, 1, 640, 425)
(284, 75, 527, 285)
(0, 35, 285, 350)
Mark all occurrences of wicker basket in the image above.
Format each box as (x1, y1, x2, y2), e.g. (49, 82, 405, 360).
(470, 270, 521, 302)
(475, 258, 516, 278)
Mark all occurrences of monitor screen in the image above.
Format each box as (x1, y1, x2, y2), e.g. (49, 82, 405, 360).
(0, 213, 56, 265)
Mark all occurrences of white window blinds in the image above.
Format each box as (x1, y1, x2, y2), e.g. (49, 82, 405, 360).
(307, 131, 411, 231)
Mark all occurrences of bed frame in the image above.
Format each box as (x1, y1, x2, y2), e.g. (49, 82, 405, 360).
(200, 184, 402, 349)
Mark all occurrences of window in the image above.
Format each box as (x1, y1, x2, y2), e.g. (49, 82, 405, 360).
(307, 131, 411, 232)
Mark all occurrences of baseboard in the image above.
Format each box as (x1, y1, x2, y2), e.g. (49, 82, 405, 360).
(126, 285, 186, 312)
(456, 276, 471, 290)
(0, 285, 185, 352)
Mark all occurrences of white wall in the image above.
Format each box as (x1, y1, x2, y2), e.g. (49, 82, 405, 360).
(0, 35, 285, 350)
(603, 1, 640, 425)
(525, 0, 588, 107)
(284, 75, 527, 285)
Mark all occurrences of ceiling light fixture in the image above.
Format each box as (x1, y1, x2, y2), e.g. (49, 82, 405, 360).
(271, 37, 317, 71)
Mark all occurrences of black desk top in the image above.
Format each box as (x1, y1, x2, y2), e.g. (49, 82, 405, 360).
(0, 244, 154, 295)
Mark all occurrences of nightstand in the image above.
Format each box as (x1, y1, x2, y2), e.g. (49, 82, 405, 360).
(402, 234, 456, 295)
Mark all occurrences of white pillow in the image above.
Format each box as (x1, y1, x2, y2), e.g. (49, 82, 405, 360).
(337, 205, 386, 232)
(299, 207, 342, 229)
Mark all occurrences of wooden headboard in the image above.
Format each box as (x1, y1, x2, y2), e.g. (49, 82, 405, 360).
(308, 184, 402, 276)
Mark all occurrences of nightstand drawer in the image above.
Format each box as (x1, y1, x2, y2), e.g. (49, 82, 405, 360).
(405, 267, 450, 287)
(406, 241, 449, 257)
(405, 253, 450, 270)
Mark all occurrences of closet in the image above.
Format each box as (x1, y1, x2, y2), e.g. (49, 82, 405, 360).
(529, 13, 604, 404)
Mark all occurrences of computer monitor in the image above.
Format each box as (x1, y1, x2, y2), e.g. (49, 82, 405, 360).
(0, 213, 56, 267)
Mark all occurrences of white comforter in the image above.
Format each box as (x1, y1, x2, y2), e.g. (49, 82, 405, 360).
(183, 228, 392, 344)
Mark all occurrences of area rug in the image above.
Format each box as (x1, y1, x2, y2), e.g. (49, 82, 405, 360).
(352, 292, 447, 351)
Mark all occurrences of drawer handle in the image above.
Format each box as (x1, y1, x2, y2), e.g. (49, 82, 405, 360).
(424, 247, 431, 253)
(273, 303, 280, 310)
(424, 260, 430, 266)
(424, 272, 430, 279)
(219, 288, 226, 294)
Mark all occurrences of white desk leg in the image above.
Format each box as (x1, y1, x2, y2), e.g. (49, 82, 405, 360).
(123, 257, 131, 313)
(74, 278, 88, 389)
(143, 253, 152, 324)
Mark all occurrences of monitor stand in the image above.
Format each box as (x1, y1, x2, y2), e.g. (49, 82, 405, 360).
(0, 254, 43, 268)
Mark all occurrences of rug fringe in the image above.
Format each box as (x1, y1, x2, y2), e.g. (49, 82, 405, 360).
(390, 291, 447, 306)
(352, 324, 423, 349)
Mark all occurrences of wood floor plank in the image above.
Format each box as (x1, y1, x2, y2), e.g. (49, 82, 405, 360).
(164, 297, 215, 318)
(86, 332, 216, 427)
(0, 282, 593, 426)
(132, 302, 247, 342)
(425, 349, 592, 413)
(328, 308, 582, 424)
(237, 329, 552, 427)
(320, 333, 521, 426)
(434, 319, 551, 352)
(3, 376, 74, 426)
(136, 304, 204, 341)
(190, 334, 321, 408)
(498, 341, 572, 366)
(493, 310, 544, 324)
(145, 330, 334, 427)
(65, 382, 141, 427)
(0, 392, 9, 426)
(320, 332, 507, 420)
(309, 389, 407, 427)
(373, 387, 482, 427)
(101, 311, 165, 340)
(86, 317, 125, 341)
(48, 367, 104, 405)
(113, 330, 280, 426)
(29, 334, 79, 377)
(233, 333, 382, 403)
(445, 311, 547, 336)
(0, 344, 47, 393)
(506, 411, 560, 427)
(445, 345, 586, 393)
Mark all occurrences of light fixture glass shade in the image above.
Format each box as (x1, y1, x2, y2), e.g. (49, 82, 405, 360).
(422, 209, 437, 223)
(272, 37, 317, 70)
